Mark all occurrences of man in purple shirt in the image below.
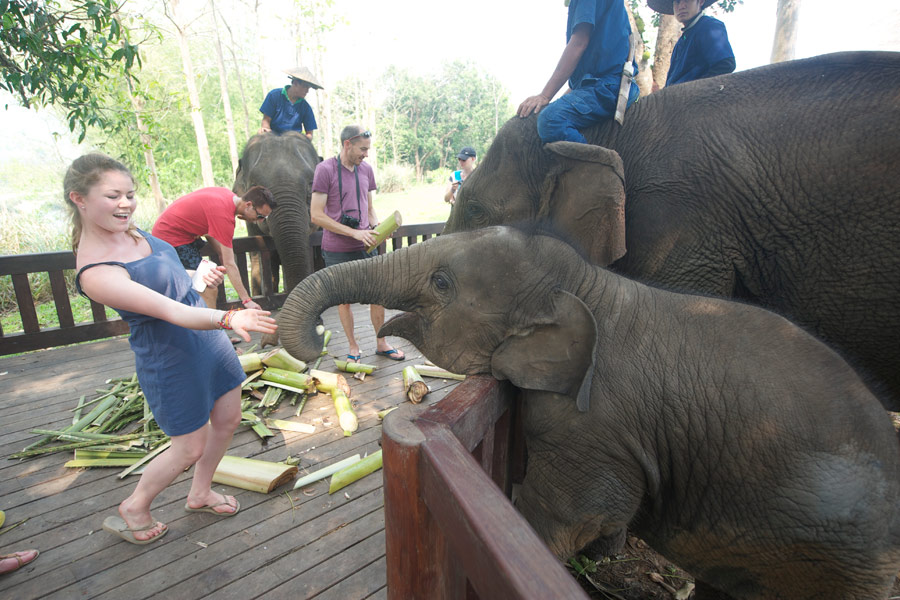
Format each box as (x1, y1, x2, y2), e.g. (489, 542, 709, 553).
(310, 125, 405, 363)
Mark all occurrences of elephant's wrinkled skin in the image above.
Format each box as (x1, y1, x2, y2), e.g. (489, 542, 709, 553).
(444, 52, 900, 411)
(233, 131, 320, 296)
(277, 227, 900, 600)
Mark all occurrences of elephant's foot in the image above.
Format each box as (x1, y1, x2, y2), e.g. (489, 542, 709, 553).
(260, 331, 279, 348)
(693, 580, 738, 600)
(580, 528, 627, 562)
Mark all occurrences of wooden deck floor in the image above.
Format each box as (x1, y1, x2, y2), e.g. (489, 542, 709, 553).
(0, 305, 460, 600)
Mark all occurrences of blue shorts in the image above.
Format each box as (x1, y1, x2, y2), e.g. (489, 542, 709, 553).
(537, 78, 639, 144)
(322, 248, 378, 268)
(173, 238, 206, 270)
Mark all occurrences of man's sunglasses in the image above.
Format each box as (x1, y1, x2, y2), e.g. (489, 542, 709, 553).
(347, 130, 372, 142)
(249, 205, 267, 221)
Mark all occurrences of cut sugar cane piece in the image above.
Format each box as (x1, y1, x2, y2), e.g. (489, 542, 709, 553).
(402, 366, 430, 404)
(329, 450, 383, 494)
(377, 407, 398, 420)
(265, 418, 315, 434)
(262, 381, 309, 395)
(118, 440, 172, 479)
(292, 454, 361, 489)
(365, 211, 402, 253)
(414, 364, 466, 380)
(333, 359, 376, 374)
(239, 352, 263, 372)
(261, 368, 314, 390)
(310, 369, 350, 395)
(331, 388, 358, 434)
(241, 412, 274, 438)
(262, 348, 307, 373)
(65, 458, 143, 468)
(212, 455, 298, 493)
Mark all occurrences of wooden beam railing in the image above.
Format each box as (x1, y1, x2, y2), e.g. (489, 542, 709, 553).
(0, 222, 444, 355)
(382, 376, 588, 599)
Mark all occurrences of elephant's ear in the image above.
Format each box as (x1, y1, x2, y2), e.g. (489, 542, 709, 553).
(490, 289, 596, 412)
(538, 141, 626, 267)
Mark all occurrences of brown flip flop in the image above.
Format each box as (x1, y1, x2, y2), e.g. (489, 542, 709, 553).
(184, 496, 240, 517)
(102, 516, 168, 545)
(0, 549, 39, 574)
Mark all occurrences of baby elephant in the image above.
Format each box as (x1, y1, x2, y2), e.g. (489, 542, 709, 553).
(278, 226, 900, 599)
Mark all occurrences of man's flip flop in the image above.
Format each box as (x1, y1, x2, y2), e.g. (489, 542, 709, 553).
(375, 349, 405, 361)
(102, 515, 168, 545)
(346, 354, 361, 363)
(184, 496, 240, 517)
(0, 549, 39, 573)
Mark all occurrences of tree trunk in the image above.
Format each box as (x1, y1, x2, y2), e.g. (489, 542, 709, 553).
(209, 0, 240, 175)
(310, 7, 333, 157)
(651, 15, 681, 92)
(125, 75, 165, 214)
(169, 0, 216, 186)
(625, 2, 652, 98)
(221, 19, 252, 141)
(771, 0, 802, 63)
(254, 0, 266, 104)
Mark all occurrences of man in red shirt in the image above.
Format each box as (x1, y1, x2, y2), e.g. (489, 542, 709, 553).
(152, 186, 275, 310)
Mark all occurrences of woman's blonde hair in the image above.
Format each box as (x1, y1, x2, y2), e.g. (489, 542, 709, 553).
(64, 154, 139, 253)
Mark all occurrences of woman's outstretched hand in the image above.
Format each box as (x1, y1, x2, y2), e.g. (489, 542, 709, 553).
(230, 309, 277, 342)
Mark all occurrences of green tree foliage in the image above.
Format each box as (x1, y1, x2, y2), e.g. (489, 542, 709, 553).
(0, 0, 140, 141)
(377, 61, 512, 180)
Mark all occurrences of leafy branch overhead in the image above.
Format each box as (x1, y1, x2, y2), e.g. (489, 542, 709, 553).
(0, 0, 140, 140)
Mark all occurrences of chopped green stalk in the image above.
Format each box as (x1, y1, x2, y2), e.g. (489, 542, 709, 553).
(241, 411, 274, 439)
(261, 368, 314, 390)
(312, 329, 332, 370)
(413, 364, 466, 381)
(310, 369, 350, 395)
(377, 407, 398, 420)
(239, 352, 263, 372)
(74, 449, 148, 460)
(72, 395, 86, 425)
(331, 388, 358, 434)
(212, 455, 298, 493)
(22, 393, 121, 453)
(403, 366, 430, 403)
(65, 458, 144, 468)
(241, 370, 263, 387)
(365, 211, 402, 253)
(30, 429, 118, 440)
(265, 418, 315, 434)
(334, 359, 376, 374)
(10, 432, 160, 459)
(294, 393, 308, 417)
(257, 386, 283, 410)
(118, 440, 172, 479)
(259, 381, 308, 395)
(262, 348, 307, 373)
(329, 450, 383, 494)
(293, 454, 361, 489)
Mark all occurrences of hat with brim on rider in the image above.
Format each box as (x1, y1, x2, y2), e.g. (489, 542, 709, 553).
(283, 66, 324, 90)
(647, 0, 715, 15)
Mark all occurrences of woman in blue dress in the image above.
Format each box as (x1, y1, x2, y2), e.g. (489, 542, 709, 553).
(66, 154, 277, 544)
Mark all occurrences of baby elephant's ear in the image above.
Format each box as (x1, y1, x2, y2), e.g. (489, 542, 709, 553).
(490, 289, 596, 412)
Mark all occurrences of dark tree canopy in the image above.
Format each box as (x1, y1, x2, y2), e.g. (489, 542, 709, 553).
(0, 0, 140, 140)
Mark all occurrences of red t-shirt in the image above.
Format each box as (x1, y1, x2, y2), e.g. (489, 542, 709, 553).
(152, 187, 237, 248)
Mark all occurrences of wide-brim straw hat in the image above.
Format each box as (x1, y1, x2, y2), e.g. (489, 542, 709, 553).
(647, 0, 715, 15)
(283, 66, 323, 90)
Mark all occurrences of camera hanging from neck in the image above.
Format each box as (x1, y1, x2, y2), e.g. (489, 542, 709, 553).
(337, 156, 362, 223)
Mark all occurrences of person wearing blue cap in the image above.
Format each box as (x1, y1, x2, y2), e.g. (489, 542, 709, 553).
(650, 0, 735, 87)
(444, 146, 477, 204)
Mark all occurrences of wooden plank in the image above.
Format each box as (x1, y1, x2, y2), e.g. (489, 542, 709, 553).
(418, 422, 588, 600)
(0, 251, 74, 275)
(0, 321, 130, 356)
(312, 555, 387, 600)
(48, 270, 75, 328)
(12, 273, 40, 334)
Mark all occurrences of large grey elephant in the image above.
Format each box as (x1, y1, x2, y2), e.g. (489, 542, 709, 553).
(443, 51, 900, 411)
(233, 131, 320, 297)
(277, 227, 900, 599)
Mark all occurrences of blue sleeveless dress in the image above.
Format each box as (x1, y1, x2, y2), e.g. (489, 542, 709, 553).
(76, 230, 244, 436)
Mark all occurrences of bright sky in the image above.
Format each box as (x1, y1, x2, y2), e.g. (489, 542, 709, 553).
(261, 0, 900, 105)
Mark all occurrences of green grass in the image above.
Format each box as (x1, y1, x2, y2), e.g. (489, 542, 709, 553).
(1, 183, 449, 336)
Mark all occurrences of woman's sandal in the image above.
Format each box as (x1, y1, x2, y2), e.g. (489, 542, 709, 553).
(0, 550, 39, 574)
(102, 516, 168, 545)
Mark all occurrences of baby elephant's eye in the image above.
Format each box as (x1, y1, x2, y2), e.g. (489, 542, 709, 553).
(432, 272, 450, 291)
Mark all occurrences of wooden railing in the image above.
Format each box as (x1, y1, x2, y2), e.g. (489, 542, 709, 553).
(0, 222, 444, 356)
(382, 376, 589, 599)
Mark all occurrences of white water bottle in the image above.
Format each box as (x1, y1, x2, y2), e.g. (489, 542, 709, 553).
(191, 258, 217, 292)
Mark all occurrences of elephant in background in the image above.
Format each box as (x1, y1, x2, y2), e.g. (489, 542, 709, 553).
(275, 227, 900, 599)
(443, 51, 900, 411)
(233, 131, 320, 300)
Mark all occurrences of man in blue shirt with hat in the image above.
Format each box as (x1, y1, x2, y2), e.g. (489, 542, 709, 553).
(650, 0, 735, 87)
(259, 66, 322, 138)
(517, 0, 639, 144)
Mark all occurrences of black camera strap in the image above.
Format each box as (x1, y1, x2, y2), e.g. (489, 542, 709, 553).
(336, 157, 362, 218)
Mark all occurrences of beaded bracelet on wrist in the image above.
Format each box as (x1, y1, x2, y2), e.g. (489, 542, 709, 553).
(217, 308, 240, 330)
